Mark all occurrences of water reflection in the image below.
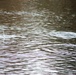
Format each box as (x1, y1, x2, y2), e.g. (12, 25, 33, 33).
(0, 0, 76, 75)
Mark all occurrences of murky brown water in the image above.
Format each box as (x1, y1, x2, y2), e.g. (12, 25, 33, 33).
(0, 0, 76, 75)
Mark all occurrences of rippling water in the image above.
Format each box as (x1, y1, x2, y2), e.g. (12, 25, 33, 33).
(0, 0, 76, 75)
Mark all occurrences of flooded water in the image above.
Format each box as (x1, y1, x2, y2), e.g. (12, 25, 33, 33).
(0, 0, 76, 75)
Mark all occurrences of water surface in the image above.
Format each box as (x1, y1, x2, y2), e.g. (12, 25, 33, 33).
(0, 0, 76, 75)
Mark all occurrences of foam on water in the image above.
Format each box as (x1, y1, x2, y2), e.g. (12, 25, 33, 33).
(49, 31, 76, 39)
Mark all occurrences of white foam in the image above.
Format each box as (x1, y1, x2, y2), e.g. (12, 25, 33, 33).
(49, 31, 76, 39)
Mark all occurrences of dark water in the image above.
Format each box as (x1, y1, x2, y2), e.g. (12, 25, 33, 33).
(0, 0, 76, 75)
